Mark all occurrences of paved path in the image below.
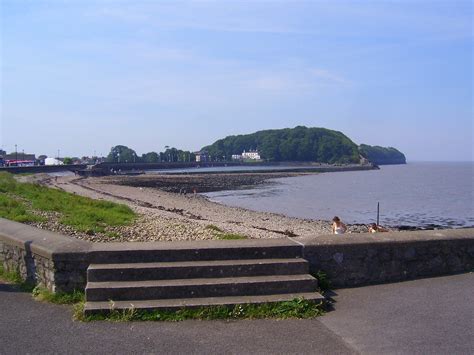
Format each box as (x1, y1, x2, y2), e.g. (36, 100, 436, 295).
(1, 273, 473, 354)
(320, 273, 474, 354)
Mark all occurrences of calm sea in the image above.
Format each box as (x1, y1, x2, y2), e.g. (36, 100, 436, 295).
(204, 162, 474, 228)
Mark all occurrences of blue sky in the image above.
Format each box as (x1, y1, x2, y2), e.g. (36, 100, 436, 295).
(1, 0, 472, 161)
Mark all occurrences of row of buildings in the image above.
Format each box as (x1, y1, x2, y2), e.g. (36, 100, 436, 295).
(195, 150, 261, 162)
(0, 150, 37, 167)
(1, 148, 261, 166)
(0, 150, 104, 167)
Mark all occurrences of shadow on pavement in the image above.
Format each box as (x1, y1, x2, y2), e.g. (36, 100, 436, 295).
(323, 289, 338, 312)
(0, 281, 28, 293)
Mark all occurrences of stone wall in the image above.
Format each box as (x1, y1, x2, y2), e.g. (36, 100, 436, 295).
(0, 219, 91, 292)
(0, 240, 57, 289)
(1, 218, 473, 293)
(299, 229, 474, 288)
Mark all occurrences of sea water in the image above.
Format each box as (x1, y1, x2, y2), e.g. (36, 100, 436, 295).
(204, 162, 474, 228)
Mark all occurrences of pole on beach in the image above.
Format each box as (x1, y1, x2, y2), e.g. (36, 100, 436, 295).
(377, 202, 380, 226)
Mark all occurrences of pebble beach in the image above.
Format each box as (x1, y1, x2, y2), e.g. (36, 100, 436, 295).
(25, 173, 372, 242)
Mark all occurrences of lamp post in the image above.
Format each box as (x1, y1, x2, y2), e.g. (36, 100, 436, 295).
(15, 144, 18, 163)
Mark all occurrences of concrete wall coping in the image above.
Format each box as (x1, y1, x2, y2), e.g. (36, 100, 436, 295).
(295, 228, 474, 247)
(0, 218, 91, 260)
(89, 238, 300, 252)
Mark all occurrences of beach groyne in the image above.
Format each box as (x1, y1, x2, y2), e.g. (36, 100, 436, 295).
(1, 218, 472, 292)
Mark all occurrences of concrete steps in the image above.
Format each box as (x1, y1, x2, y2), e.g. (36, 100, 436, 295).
(86, 274, 318, 301)
(87, 239, 302, 263)
(87, 258, 310, 282)
(84, 245, 323, 315)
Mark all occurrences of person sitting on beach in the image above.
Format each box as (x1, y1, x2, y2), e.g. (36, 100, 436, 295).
(368, 223, 389, 233)
(332, 216, 347, 235)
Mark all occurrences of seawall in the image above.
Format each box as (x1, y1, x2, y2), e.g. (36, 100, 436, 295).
(0, 218, 472, 292)
(0, 164, 87, 174)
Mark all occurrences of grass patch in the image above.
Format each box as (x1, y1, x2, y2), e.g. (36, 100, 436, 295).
(0, 264, 35, 292)
(75, 298, 325, 322)
(0, 264, 23, 284)
(205, 224, 223, 233)
(312, 270, 331, 291)
(0, 264, 84, 305)
(218, 233, 247, 240)
(32, 286, 85, 304)
(0, 172, 136, 233)
(206, 224, 247, 240)
(0, 194, 45, 223)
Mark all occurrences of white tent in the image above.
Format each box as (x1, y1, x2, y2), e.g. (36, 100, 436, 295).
(44, 157, 64, 166)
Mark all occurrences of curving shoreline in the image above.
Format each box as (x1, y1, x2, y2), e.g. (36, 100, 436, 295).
(23, 171, 453, 243)
(27, 172, 374, 242)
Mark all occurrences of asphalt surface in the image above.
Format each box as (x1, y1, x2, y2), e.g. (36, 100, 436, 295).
(321, 273, 474, 354)
(1, 273, 473, 354)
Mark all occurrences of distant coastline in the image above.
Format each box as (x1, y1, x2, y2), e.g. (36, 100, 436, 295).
(97, 164, 377, 193)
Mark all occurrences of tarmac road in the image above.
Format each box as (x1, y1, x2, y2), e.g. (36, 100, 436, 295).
(1, 273, 473, 354)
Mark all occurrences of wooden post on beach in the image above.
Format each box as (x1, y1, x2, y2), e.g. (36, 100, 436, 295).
(377, 202, 380, 226)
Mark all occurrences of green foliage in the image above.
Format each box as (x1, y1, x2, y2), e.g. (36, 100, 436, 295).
(0, 172, 136, 233)
(0, 265, 35, 292)
(32, 286, 85, 304)
(161, 147, 194, 163)
(62, 157, 73, 165)
(141, 151, 160, 163)
(202, 126, 360, 163)
(0, 264, 23, 284)
(205, 224, 247, 240)
(77, 298, 325, 322)
(205, 224, 223, 232)
(0, 193, 45, 223)
(359, 144, 406, 165)
(107, 145, 139, 163)
(218, 233, 247, 240)
(0, 265, 84, 306)
(0, 172, 17, 192)
(106, 145, 195, 164)
(313, 270, 331, 291)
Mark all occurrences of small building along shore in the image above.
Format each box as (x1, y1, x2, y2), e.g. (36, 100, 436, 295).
(232, 150, 261, 161)
(1, 152, 36, 167)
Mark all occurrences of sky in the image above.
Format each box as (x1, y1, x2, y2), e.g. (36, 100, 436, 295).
(1, 0, 472, 161)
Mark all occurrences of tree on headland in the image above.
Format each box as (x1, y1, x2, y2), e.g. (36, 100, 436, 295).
(106, 146, 195, 164)
(107, 145, 139, 163)
(358, 144, 406, 165)
(141, 152, 160, 163)
(62, 157, 73, 165)
(160, 147, 195, 163)
(202, 126, 360, 163)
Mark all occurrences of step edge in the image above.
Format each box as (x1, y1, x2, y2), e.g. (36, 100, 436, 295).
(84, 292, 325, 313)
(86, 274, 317, 289)
(88, 258, 308, 270)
